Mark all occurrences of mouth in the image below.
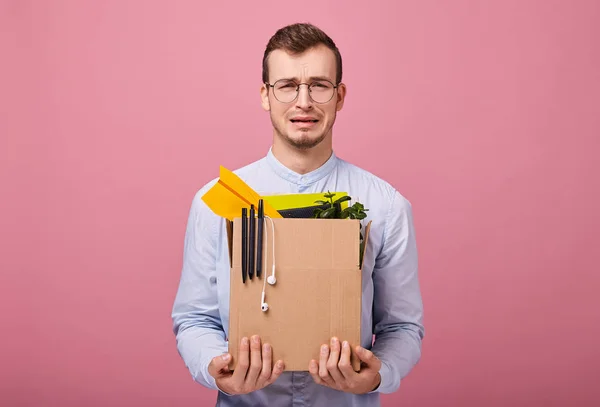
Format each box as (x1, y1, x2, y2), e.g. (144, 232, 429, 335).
(290, 118, 319, 123)
(290, 117, 318, 131)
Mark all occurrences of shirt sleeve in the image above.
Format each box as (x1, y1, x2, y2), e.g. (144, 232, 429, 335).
(171, 187, 228, 391)
(369, 189, 425, 394)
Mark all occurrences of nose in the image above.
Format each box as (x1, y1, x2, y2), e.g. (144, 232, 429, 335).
(295, 83, 313, 109)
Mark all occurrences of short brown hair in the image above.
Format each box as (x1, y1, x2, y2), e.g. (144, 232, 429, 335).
(262, 23, 343, 85)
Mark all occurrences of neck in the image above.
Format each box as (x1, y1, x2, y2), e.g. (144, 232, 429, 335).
(271, 134, 333, 175)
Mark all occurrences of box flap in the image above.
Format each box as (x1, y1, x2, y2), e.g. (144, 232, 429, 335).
(360, 220, 372, 270)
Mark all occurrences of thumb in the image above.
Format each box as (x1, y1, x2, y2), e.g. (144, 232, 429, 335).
(355, 346, 380, 368)
(209, 353, 232, 377)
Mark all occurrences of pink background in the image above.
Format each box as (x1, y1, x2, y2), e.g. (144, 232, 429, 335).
(2, 1, 599, 406)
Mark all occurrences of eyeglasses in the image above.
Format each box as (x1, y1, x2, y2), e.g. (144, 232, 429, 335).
(266, 79, 339, 104)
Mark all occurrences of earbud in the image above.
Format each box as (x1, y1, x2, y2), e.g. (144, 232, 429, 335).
(266, 218, 276, 285)
(260, 216, 277, 312)
(261, 291, 269, 312)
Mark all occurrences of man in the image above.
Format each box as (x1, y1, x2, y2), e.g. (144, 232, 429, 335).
(171, 23, 424, 406)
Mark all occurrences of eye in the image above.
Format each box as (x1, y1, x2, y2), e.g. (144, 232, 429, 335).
(311, 81, 331, 89)
(275, 81, 296, 90)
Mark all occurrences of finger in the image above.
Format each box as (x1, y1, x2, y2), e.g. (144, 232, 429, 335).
(338, 341, 356, 380)
(255, 342, 273, 388)
(308, 359, 323, 385)
(244, 335, 262, 387)
(318, 344, 335, 386)
(326, 337, 345, 385)
(355, 346, 381, 370)
(208, 353, 232, 378)
(231, 337, 250, 383)
(266, 359, 285, 386)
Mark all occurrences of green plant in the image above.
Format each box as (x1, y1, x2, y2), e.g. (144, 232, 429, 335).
(312, 191, 369, 266)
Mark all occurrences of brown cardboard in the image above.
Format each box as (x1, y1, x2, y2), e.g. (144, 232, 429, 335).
(226, 217, 372, 372)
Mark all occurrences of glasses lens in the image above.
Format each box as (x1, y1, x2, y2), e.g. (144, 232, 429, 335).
(309, 80, 335, 103)
(273, 80, 299, 103)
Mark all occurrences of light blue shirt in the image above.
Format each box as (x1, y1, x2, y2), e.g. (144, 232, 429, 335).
(171, 148, 424, 407)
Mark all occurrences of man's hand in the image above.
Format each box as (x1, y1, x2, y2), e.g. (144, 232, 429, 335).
(208, 335, 285, 395)
(308, 337, 381, 394)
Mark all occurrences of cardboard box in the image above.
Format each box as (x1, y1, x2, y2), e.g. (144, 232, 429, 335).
(225, 217, 372, 372)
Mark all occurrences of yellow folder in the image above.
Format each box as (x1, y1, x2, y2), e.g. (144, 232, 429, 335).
(263, 192, 350, 211)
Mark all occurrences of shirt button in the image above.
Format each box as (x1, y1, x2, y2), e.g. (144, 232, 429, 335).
(210, 276, 217, 285)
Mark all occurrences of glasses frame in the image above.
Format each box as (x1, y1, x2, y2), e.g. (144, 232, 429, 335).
(265, 78, 339, 104)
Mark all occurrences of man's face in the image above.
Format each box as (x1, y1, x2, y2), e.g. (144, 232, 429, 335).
(261, 44, 346, 150)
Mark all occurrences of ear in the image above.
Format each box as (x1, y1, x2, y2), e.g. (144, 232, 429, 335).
(335, 82, 347, 112)
(260, 83, 271, 111)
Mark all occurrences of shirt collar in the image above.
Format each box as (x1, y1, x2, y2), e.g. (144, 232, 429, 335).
(265, 147, 338, 185)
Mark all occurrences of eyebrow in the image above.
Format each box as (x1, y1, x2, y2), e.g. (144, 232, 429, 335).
(275, 76, 335, 83)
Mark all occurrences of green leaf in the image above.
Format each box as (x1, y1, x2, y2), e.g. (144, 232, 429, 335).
(352, 202, 365, 211)
(313, 191, 369, 221)
(333, 203, 341, 217)
(333, 195, 351, 204)
(320, 207, 336, 218)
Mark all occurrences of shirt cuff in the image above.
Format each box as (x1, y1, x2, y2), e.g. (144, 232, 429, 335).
(368, 359, 399, 394)
(202, 359, 234, 396)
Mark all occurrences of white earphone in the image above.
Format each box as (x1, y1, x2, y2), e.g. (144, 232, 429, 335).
(261, 216, 276, 312)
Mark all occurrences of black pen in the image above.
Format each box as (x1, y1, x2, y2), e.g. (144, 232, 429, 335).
(256, 199, 264, 278)
(249, 204, 255, 280)
(241, 208, 247, 284)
